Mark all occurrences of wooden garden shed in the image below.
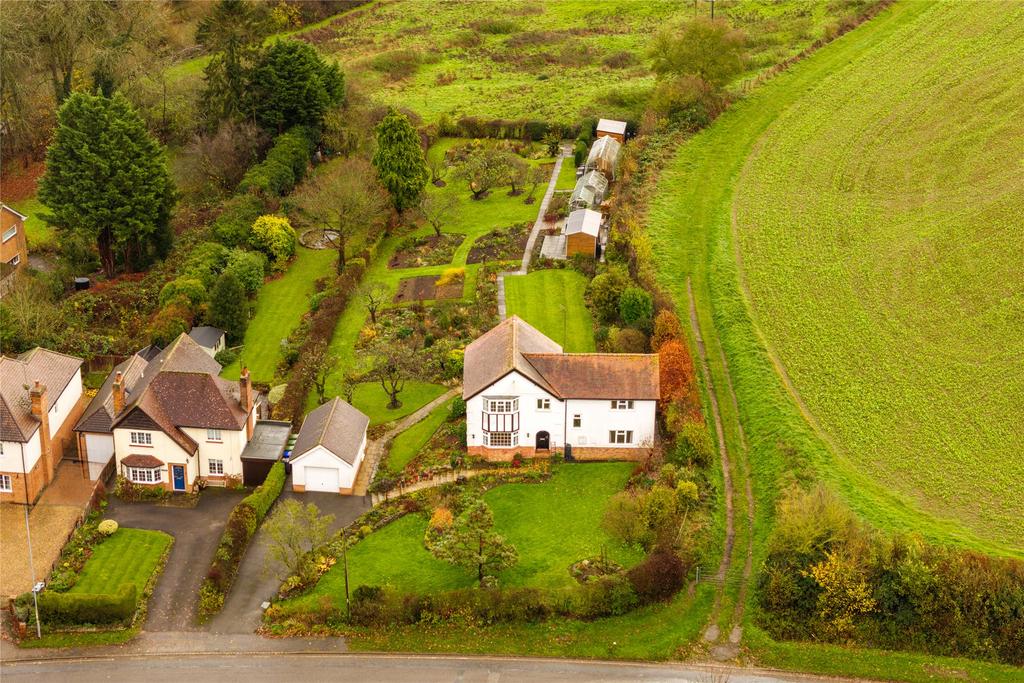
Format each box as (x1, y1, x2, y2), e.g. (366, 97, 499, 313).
(595, 118, 627, 144)
(565, 209, 602, 258)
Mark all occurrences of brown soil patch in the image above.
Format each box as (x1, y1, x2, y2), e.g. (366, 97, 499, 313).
(0, 160, 45, 202)
(389, 233, 464, 269)
(393, 275, 462, 303)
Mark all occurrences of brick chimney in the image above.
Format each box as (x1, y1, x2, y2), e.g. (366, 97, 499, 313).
(240, 367, 254, 440)
(112, 371, 125, 415)
(30, 380, 53, 482)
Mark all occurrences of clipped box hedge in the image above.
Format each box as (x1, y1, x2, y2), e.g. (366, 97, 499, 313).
(238, 127, 313, 197)
(36, 583, 137, 626)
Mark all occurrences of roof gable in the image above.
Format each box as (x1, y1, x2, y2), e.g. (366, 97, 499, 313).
(292, 398, 369, 465)
(463, 316, 562, 400)
(0, 348, 83, 442)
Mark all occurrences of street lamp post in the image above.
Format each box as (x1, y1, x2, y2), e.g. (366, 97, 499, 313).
(31, 581, 44, 638)
(2, 440, 43, 638)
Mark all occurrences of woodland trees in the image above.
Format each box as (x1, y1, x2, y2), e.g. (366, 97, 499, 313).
(372, 109, 429, 212)
(38, 92, 175, 278)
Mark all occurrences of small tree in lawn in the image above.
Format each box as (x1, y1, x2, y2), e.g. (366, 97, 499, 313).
(296, 157, 389, 273)
(368, 338, 415, 410)
(304, 341, 339, 405)
(455, 146, 513, 200)
(525, 166, 547, 204)
(209, 271, 248, 343)
(372, 108, 428, 212)
(359, 281, 389, 324)
(505, 156, 529, 196)
(263, 499, 335, 584)
(431, 497, 518, 586)
(427, 155, 448, 187)
(419, 192, 458, 237)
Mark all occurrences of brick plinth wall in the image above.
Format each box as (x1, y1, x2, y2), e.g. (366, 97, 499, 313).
(467, 445, 646, 462)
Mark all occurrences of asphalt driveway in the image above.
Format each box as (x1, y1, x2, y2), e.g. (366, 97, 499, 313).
(106, 489, 244, 632)
(207, 483, 369, 634)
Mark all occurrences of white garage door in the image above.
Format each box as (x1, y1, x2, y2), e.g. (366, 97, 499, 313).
(305, 466, 339, 493)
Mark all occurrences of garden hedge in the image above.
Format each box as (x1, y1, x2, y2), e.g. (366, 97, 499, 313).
(238, 126, 313, 197)
(36, 583, 137, 626)
(198, 462, 286, 621)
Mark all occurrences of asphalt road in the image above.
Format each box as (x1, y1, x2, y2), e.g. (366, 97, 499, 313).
(0, 653, 843, 683)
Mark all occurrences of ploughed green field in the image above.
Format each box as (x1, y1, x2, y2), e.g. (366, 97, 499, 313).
(649, 1, 1023, 556)
(505, 270, 595, 352)
(285, 463, 642, 609)
(731, 2, 1024, 548)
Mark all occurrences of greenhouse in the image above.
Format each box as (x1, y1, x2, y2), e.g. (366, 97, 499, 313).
(584, 135, 622, 179)
(569, 169, 609, 211)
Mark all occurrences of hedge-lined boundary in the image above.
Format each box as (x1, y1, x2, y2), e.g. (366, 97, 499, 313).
(36, 584, 137, 626)
(273, 260, 366, 426)
(197, 462, 286, 622)
(238, 126, 313, 198)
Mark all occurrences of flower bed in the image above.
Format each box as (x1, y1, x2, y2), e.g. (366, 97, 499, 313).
(388, 233, 465, 269)
(466, 222, 530, 264)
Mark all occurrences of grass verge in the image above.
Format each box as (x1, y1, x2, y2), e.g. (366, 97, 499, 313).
(505, 269, 595, 352)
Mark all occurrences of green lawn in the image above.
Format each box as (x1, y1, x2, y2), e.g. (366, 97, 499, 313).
(385, 398, 454, 472)
(288, 463, 641, 609)
(223, 246, 336, 384)
(351, 380, 447, 426)
(9, 197, 56, 250)
(555, 157, 578, 191)
(505, 270, 595, 352)
(70, 528, 172, 595)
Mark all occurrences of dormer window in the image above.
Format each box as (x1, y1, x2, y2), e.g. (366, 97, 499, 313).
(485, 397, 518, 413)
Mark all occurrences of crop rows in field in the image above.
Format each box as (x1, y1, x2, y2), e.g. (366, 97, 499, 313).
(732, 2, 1024, 547)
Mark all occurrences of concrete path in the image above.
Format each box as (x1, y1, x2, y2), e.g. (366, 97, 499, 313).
(106, 489, 244, 632)
(207, 484, 367, 635)
(498, 145, 572, 319)
(352, 387, 461, 496)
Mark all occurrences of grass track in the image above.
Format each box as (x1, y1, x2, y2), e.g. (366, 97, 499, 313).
(384, 397, 454, 472)
(350, 380, 446, 426)
(505, 270, 595, 352)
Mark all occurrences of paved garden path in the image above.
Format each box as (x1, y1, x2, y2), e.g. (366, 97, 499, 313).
(497, 145, 572, 320)
(352, 387, 461, 496)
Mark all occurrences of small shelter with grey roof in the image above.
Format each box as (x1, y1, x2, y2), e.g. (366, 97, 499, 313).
(596, 118, 627, 144)
(569, 169, 609, 212)
(564, 208, 604, 258)
(290, 397, 369, 494)
(585, 135, 622, 180)
(188, 326, 226, 358)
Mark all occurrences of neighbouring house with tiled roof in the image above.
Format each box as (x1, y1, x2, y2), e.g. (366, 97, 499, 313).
(188, 326, 226, 358)
(463, 316, 659, 461)
(1, 347, 85, 503)
(0, 204, 29, 296)
(290, 397, 369, 494)
(75, 333, 263, 493)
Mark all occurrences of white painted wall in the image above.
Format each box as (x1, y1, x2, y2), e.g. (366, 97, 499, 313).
(48, 369, 83, 438)
(0, 431, 41, 474)
(83, 433, 114, 465)
(291, 433, 365, 492)
(182, 426, 247, 478)
(113, 427, 194, 487)
(466, 371, 656, 450)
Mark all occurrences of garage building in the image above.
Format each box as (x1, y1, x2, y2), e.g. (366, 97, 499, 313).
(290, 397, 369, 494)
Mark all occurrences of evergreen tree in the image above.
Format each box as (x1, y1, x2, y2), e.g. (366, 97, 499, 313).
(197, 0, 270, 125)
(248, 40, 344, 133)
(39, 92, 175, 278)
(371, 109, 428, 212)
(208, 271, 248, 343)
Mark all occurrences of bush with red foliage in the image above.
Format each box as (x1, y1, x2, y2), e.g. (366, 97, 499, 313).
(627, 548, 687, 603)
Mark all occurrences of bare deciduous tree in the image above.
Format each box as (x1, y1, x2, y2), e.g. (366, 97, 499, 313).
(359, 281, 389, 324)
(419, 192, 458, 237)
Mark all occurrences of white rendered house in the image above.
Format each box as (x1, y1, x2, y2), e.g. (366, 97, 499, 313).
(463, 317, 659, 461)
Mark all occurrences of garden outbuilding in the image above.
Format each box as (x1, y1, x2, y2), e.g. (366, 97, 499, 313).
(290, 397, 369, 494)
(564, 208, 603, 258)
(569, 170, 609, 212)
(595, 118, 627, 144)
(585, 135, 622, 180)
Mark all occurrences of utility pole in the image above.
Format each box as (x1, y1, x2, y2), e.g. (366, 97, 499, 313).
(342, 531, 351, 620)
(7, 441, 42, 637)
(710, 0, 715, 20)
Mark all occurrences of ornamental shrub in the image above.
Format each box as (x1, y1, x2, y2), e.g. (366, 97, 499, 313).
(586, 268, 630, 322)
(627, 549, 687, 603)
(250, 215, 297, 271)
(610, 327, 648, 353)
(212, 195, 264, 247)
(158, 277, 207, 309)
(98, 519, 119, 536)
(449, 396, 467, 418)
(183, 241, 231, 288)
(619, 286, 654, 331)
(224, 248, 268, 294)
(238, 127, 312, 196)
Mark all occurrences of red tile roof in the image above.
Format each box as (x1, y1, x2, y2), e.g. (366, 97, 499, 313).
(121, 454, 164, 468)
(523, 353, 659, 400)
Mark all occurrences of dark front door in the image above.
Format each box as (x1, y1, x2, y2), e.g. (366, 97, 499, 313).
(171, 464, 186, 491)
(536, 431, 550, 450)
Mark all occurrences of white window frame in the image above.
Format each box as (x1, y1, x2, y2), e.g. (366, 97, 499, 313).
(485, 431, 517, 448)
(485, 397, 518, 413)
(2, 226, 16, 243)
(130, 431, 152, 446)
(0, 474, 12, 492)
(208, 459, 224, 475)
(536, 398, 551, 411)
(128, 467, 162, 484)
(572, 414, 581, 428)
(207, 428, 222, 442)
(8, 254, 20, 267)
(609, 430, 634, 445)
(610, 400, 634, 410)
